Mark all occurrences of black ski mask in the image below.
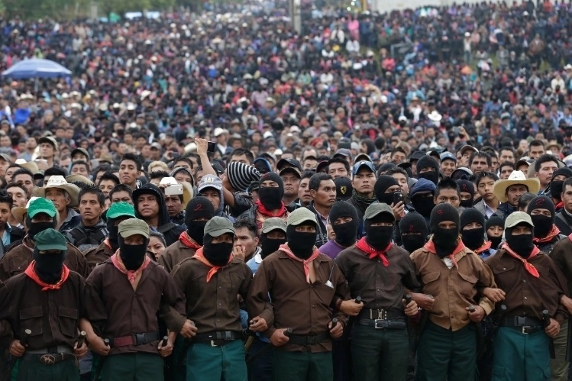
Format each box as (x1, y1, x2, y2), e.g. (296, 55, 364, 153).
(527, 196, 556, 239)
(416, 156, 440, 186)
(505, 226, 535, 258)
(286, 224, 317, 259)
(185, 197, 215, 245)
(399, 213, 429, 253)
(33, 248, 65, 284)
(203, 234, 234, 266)
(411, 194, 435, 217)
(118, 235, 148, 271)
(460, 209, 486, 250)
(260, 233, 287, 259)
(107, 218, 121, 251)
(374, 176, 400, 206)
(485, 216, 504, 249)
(26, 215, 57, 241)
(258, 173, 284, 210)
(329, 201, 359, 247)
(430, 204, 460, 258)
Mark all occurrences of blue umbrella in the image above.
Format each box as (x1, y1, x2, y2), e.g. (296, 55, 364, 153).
(2, 58, 71, 79)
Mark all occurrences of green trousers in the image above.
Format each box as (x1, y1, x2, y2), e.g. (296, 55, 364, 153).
(550, 321, 569, 381)
(351, 323, 409, 381)
(100, 352, 164, 381)
(12, 357, 79, 381)
(492, 326, 550, 381)
(273, 349, 333, 381)
(416, 321, 477, 381)
(186, 339, 247, 381)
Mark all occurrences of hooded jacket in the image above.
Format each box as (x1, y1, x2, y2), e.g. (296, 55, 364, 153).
(134, 183, 185, 246)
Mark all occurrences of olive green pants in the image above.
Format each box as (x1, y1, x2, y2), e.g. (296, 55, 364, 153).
(273, 348, 333, 381)
(100, 352, 164, 381)
(12, 357, 79, 381)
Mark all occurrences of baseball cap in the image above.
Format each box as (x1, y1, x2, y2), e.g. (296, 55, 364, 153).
(440, 152, 457, 162)
(198, 174, 223, 192)
(35, 228, 68, 251)
(150, 142, 162, 150)
(334, 177, 353, 201)
(409, 151, 425, 162)
(38, 136, 58, 151)
(279, 166, 301, 178)
(107, 202, 136, 220)
(262, 217, 287, 234)
(0, 153, 11, 162)
(352, 160, 376, 176)
(118, 218, 150, 239)
(354, 153, 372, 163)
(71, 147, 89, 159)
(204, 216, 235, 237)
(277, 158, 302, 171)
(28, 198, 57, 219)
(287, 208, 317, 226)
(334, 148, 352, 160)
(505, 211, 534, 229)
(364, 203, 395, 220)
(459, 145, 478, 156)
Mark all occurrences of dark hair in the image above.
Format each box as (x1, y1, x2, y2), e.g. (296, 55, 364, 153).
(230, 148, 255, 164)
(12, 168, 34, 180)
(120, 153, 142, 170)
(109, 184, 134, 201)
(563, 177, 572, 192)
(530, 140, 545, 148)
(233, 218, 257, 237)
(499, 161, 515, 170)
(534, 154, 559, 172)
(469, 152, 492, 167)
(149, 170, 170, 180)
(301, 170, 315, 180)
(500, 147, 515, 156)
(386, 167, 409, 180)
(309, 173, 333, 191)
(149, 230, 167, 246)
(98, 172, 120, 186)
(44, 166, 67, 177)
(475, 172, 499, 186)
(481, 147, 498, 158)
(70, 160, 90, 171)
(172, 157, 194, 169)
(5, 182, 29, 198)
(518, 192, 537, 210)
(79, 186, 106, 206)
(327, 157, 350, 173)
(436, 177, 460, 197)
(92, 164, 111, 179)
(0, 190, 13, 209)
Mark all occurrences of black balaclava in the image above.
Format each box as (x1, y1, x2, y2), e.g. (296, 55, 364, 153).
(203, 234, 234, 266)
(329, 201, 359, 247)
(118, 235, 149, 271)
(33, 249, 65, 284)
(258, 173, 284, 210)
(260, 231, 287, 259)
(460, 208, 486, 250)
(505, 223, 535, 258)
(457, 180, 475, 208)
(527, 196, 555, 238)
(411, 193, 435, 218)
(399, 212, 429, 253)
(107, 217, 122, 251)
(416, 156, 440, 185)
(286, 223, 317, 259)
(365, 213, 394, 250)
(550, 167, 572, 200)
(430, 203, 460, 258)
(374, 175, 400, 205)
(486, 216, 504, 249)
(26, 215, 57, 241)
(185, 196, 216, 245)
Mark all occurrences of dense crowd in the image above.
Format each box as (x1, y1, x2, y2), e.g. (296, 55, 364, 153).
(0, 1, 572, 381)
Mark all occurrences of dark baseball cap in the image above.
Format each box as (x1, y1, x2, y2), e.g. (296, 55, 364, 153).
(276, 158, 302, 171)
(352, 160, 376, 176)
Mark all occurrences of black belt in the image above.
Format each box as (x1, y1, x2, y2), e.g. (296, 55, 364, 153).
(113, 331, 160, 347)
(287, 332, 330, 346)
(501, 316, 543, 334)
(26, 346, 73, 355)
(357, 319, 407, 330)
(358, 308, 405, 321)
(23, 352, 76, 366)
(193, 331, 240, 347)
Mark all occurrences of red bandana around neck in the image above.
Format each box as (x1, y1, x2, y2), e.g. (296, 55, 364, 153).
(193, 247, 232, 282)
(24, 261, 70, 291)
(501, 243, 540, 278)
(255, 199, 287, 217)
(424, 238, 466, 269)
(111, 251, 151, 284)
(533, 225, 560, 244)
(179, 231, 202, 249)
(474, 241, 492, 254)
(279, 243, 320, 283)
(355, 237, 391, 267)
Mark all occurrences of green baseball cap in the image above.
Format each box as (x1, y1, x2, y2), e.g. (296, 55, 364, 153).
(262, 218, 287, 234)
(364, 203, 395, 221)
(35, 228, 67, 251)
(287, 208, 317, 226)
(107, 202, 136, 220)
(118, 218, 149, 239)
(28, 198, 57, 219)
(204, 216, 235, 237)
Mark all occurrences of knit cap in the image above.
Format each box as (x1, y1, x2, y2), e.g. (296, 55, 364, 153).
(226, 162, 261, 192)
(430, 203, 460, 234)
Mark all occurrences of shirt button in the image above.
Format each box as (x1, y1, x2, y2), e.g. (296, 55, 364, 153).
(503, 267, 506, 270)
(523, 280, 526, 283)
(524, 297, 527, 300)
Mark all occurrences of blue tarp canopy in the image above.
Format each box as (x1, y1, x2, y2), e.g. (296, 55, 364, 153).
(2, 59, 72, 79)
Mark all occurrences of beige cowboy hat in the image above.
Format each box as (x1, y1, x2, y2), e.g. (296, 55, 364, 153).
(493, 170, 540, 202)
(65, 174, 95, 187)
(159, 177, 193, 209)
(32, 175, 81, 208)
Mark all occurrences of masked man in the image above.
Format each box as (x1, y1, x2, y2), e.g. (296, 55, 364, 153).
(320, 201, 359, 259)
(243, 173, 289, 233)
(336, 203, 420, 381)
(460, 209, 496, 260)
(410, 203, 496, 381)
(0, 228, 106, 381)
(246, 217, 287, 274)
(247, 208, 349, 381)
(485, 212, 568, 381)
(527, 196, 566, 254)
(171, 217, 253, 381)
(159, 197, 215, 273)
(399, 212, 429, 253)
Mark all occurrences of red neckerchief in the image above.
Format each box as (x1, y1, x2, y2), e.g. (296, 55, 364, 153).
(111, 251, 150, 284)
(474, 241, 492, 254)
(193, 247, 232, 282)
(104, 238, 112, 250)
(179, 231, 201, 249)
(279, 243, 320, 283)
(555, 201, 564, 210)
(533, 225, 561, 244)
(24, 261, 70, 291)
(423, 238, 466, 269)
(501, 243, 540, 278)
(355, 237, 391, 267)
(255, 199, 287, 217)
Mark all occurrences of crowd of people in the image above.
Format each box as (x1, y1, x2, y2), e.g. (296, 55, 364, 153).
(0, 0, 571, 381)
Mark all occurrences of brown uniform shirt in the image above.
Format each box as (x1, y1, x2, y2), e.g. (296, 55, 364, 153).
(0, 236, 89, 281)
(336, 244, 420, 309)
(549, 237, 572, 294)
(0, 272, 107, 350)
(84, 240, 114, 273)
(410, 240, 496, 331)
(247, 250, 350, 353)
(86, 260, 186, 355)
(171, 257, 252, 334)
(159, 240, 198, 274)
(486, 248, 568, 322)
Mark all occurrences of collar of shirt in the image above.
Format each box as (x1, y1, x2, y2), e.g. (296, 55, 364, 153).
(484, 203, 496, 218)
(1, 223, 11, 246)
(63, 208, 79, 223)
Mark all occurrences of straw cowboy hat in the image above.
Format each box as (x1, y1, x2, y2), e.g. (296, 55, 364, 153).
(159, 177, 193, 209)
(32, 175, 81, 208)
(493, 170, 540, 202)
